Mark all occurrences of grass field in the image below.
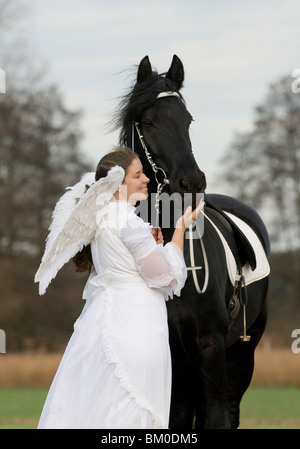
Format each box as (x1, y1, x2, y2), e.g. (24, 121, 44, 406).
(0, 388, 47, 429)
(239, 386, 300, 429)
(0, 349, 299, 429)
(0, 386, 299, 429)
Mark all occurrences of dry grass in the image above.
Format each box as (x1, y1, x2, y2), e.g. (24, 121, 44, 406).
(0, 348, 299, 388)
(0, 353, 62, 388)
(252, 348, 300, 386)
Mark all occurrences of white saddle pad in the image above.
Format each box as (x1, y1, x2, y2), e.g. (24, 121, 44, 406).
(204, 211, 270, 286)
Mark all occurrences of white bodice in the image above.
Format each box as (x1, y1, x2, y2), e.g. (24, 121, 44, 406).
(83, 201, 187, 302)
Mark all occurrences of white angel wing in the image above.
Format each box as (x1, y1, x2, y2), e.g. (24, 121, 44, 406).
(35, 165, 125, 295)
(44, 172, 96, 257)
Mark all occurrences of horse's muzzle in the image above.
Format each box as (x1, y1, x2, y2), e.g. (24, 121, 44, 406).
(175, 170, 207, 192)
(173, 171, 207, 208)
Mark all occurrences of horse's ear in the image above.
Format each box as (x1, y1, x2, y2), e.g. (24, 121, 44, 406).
(166, 55, 184, 89)
(137, 56, 152, 84)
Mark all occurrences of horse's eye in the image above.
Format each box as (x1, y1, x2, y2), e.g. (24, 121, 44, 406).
(142, 120, 152, 128)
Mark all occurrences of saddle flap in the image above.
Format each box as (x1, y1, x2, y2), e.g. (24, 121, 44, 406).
(204, 200, 257, 271)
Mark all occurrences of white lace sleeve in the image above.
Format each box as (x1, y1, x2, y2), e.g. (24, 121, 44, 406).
(119, 210, 187, 300)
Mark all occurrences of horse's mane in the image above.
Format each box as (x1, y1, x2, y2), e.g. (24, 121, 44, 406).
(112, 69, 184, 145)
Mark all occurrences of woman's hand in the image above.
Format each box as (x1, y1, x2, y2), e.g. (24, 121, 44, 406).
(176, 199, 204, 230)
(171, 199, 204, 253)
(151, 227, 164, 245)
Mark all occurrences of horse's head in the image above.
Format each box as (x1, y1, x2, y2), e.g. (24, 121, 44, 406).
(117, 55, 207, 203)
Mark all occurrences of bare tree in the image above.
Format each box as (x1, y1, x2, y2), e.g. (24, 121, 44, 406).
(0, 0, 92, 257)
(221, 75, 300, 250)
(0, 0, 28, 27)
(0, 82, 91, 257)
(0, 0, 94, 351)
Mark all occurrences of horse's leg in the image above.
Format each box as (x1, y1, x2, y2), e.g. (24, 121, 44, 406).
(225, 302, 268, 429)
(167, 314, 197, 429)
(168, 357, 196, 428)
(197, 333, 231, 429)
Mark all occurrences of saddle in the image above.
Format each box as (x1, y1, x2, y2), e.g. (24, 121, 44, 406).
(204, 199, 257, 272)
(191, 198, 270, 339)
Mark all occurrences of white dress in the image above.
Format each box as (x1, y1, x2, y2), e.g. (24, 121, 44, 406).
(38, 201, 187, 429)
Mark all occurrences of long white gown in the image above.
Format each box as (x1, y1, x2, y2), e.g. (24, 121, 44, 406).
(38, 201, 187, 429)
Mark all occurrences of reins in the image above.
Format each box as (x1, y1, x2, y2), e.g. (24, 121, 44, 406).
(133, 121, 169, 228)
(131, 90, 209, 294)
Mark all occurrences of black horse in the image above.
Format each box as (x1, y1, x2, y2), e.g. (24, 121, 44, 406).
(115, 55, 270, 429)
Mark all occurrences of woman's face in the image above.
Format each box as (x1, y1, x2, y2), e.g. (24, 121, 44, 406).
(118, 157, 150, 205)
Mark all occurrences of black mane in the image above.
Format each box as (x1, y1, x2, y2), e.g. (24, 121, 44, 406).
(113, 70, 184, 145)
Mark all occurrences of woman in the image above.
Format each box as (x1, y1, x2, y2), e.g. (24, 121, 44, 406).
(35, 147, 202, 429)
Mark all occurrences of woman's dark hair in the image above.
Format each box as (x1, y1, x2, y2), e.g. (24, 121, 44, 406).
(73, 146, 139, 273)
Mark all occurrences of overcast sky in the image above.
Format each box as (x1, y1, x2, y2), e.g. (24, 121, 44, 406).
(24, 0, 300, 192)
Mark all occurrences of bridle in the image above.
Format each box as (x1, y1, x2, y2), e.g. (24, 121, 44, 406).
(132, 91, 181, 187)
(131, 90, 209, 294)
(131, 91, 180, 227)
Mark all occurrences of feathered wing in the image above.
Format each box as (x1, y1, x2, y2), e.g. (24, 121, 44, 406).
(35, 166, 125, 295)
(44, 172, 96, 257)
